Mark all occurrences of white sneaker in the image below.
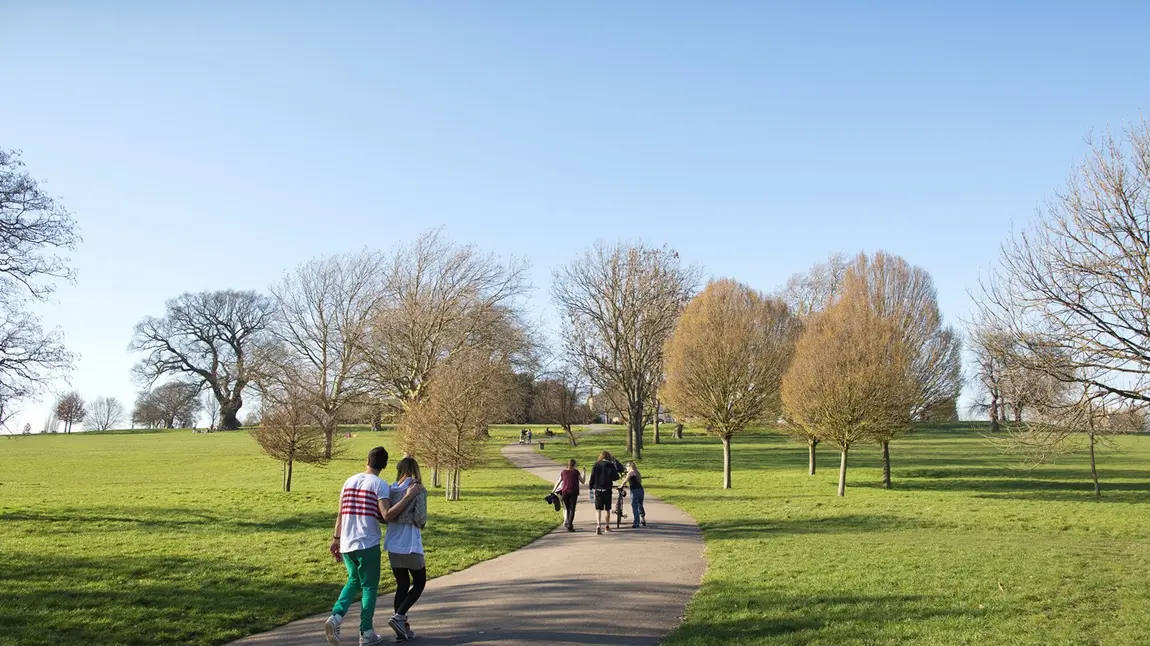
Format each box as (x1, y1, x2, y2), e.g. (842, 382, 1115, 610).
(387, 614, 408, 642)
(324, 614, 342, 645)
(359, 631, 386, 646)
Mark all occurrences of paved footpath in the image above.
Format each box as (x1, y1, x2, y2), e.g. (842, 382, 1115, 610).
(231, 440, 706, 645)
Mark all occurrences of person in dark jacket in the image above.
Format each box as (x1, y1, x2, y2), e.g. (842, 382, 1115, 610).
(624, 461, 646, 528)
(553, 459, 586, 531)
(587, 451, 622, 534)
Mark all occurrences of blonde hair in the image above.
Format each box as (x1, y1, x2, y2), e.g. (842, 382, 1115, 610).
(396, 456, 422, 483)
(626, 461, 640, 478)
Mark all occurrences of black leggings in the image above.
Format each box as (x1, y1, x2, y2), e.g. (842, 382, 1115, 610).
(562, 493, 578, 528)
(393, 567, 427, 616)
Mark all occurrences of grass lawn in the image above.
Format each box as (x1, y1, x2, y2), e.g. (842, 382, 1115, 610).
(549, 423, 1150, 645)
(0, 425, 558, 646)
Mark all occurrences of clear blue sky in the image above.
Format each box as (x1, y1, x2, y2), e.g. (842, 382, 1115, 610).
(3, 2, 1147, 430)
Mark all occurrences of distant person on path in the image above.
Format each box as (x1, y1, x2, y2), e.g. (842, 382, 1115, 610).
(624, 461, 646, 528)
(527, 429, 533, 443)
(386, 457, 429, 643)
(588, 451, 623, 534)
(325, 447, 423, 646)
(553, 459, 586, 532)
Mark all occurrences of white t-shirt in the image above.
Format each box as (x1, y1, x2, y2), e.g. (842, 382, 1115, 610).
(339, 472, 389, 553)
(384, 478, 424, 555)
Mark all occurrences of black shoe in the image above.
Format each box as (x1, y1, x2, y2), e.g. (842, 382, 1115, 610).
(641, 518, 646, 527)
(566, 526, 575, 532)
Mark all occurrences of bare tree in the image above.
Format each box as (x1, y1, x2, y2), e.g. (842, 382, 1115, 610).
(552, 241, 701, 459)
(777, 253, 849, 318)
(267, 250, 382, 457)
(782, 289, 915, 496)
(399, 348, 510, 500)
(250, 389, 331, 492)
(847, 252, 962, 423)
(85, 396, 126, 431)
(53, 391, 86, 434)
(531, 363, 592, 446)
(131, 290, 274, 430)
(0, 148, 79, 424)
(132, 381, 203, 429)
(968, 322, 1009, 432)
(41, 412, 60, 434)
(663, 279, 799, 488)
(363, 230, 532, 415)
(976, 121, 1150, 405)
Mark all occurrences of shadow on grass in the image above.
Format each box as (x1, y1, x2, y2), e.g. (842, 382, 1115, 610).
(669, 585, 991, 645)
(0, 552, 334, 646)
(0, 507, 336, 533)
(701, 514, 934, 539)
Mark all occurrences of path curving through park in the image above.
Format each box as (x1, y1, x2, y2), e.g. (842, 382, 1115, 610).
(230, 437, 706, 645)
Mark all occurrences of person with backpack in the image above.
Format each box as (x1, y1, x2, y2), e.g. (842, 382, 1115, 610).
(587, 451, 623, 535)
(553, 459, 586, 532)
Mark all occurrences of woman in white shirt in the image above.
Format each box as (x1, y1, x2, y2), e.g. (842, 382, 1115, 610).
(386, 457, 428, 642)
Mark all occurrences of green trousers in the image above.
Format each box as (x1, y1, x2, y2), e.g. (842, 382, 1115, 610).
(332, 545, 381, 633)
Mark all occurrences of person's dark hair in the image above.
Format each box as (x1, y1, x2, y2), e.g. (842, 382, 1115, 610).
(367, 446, 389, 471)
(567, 459, 577, 469)
(599, 450, 612, 462)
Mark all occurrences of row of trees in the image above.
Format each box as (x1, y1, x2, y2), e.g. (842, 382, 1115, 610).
(125, 231, 966, 495)
(661, 252, 962, 495)
(43, 384, 215, 433)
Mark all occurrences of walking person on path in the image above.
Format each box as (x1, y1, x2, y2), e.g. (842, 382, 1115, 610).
(385, 457, 429, 643)
(587, 451, 623, 535)
(624, 461, 646, 528)
(553, 459, 586, 532)
(325, 447, 424, 646)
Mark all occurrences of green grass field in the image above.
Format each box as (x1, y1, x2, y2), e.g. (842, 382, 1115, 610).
(549, 424, 1150, 645)
(0, 426, 557, 646)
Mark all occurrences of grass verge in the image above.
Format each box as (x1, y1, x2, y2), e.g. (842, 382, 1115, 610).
(549, 423, 1150, 645)
(0, 425, 556, 646)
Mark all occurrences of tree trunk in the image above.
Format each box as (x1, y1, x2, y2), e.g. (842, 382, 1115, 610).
(837, 448, 848, 497)
(626, 418, 634, 454)
(371, 406, 382, 432)
(1014, 406, 1022, 423)
(990, 390, 1000, 432)
(323, 420, 335, 460)
(220, 397, 242, 431)
(653, 396, 661, 445)
(630, 400, 644, 459)
(808, 438, 818, 475)
(674, 423, 683, 439)
(564, 424, 577, 447)
(1089, 430, 1100, 497)
(721, 435, 732, 489)
(445, 469, 461, 501)
(432, 465, 441, 488)
(881, 440, 891, 489)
